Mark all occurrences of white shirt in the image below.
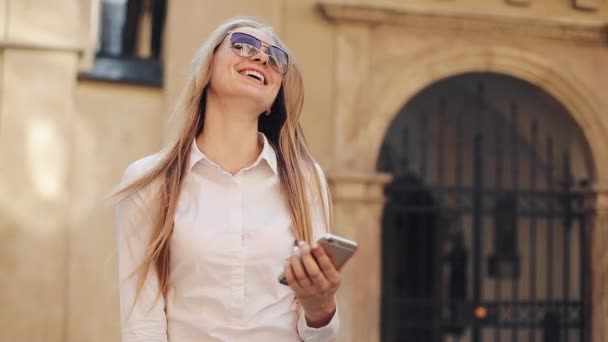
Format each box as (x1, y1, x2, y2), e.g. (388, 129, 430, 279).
(115, 133, 339, 342)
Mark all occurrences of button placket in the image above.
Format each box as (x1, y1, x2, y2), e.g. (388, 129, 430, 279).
(228, 177, 246, 321)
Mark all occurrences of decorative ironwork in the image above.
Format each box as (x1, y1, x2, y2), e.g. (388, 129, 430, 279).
(379, 73, 592, 342)
(488, 194, 520, 278)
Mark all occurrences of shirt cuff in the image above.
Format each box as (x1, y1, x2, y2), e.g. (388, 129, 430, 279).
(297, 305, 340, 342)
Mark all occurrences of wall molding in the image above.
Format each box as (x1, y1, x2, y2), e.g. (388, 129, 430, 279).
(0, 39, 85, 55)
(317, 2, 608, 44)
(328, 172, 391, 202)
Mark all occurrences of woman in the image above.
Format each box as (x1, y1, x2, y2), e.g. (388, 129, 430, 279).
(115, 17, 342, 341)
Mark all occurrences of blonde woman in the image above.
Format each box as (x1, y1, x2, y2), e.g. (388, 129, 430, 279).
(115, 17, 341, 341)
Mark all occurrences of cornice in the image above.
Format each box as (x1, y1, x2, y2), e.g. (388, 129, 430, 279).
(318, 2, 608, 44)
(0, 39, 85, 55)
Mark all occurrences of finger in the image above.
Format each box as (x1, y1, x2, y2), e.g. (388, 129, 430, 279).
(299, 242, 329, 290)
(312, 244, 342, 284)
(290, 253, 313, 289)
(284, 260, 303, 292)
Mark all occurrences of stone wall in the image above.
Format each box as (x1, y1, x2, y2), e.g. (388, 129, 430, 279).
(67, 81, 163, 342)
(0, 1, 82, 341)
(1, 0, 607, 341)
(321, 2, 608, 341)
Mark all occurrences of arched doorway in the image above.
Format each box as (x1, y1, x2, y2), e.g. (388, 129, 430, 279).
(378, 73, 593, 342)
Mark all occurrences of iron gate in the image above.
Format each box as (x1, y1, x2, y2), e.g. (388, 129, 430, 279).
(379, 75, 592, 342)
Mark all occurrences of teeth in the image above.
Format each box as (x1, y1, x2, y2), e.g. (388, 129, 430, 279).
(242, 70, 265, 83)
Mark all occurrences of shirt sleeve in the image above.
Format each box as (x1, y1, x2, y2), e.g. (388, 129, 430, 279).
(115, 165, 168, 342)
(297, 305, 340, 342)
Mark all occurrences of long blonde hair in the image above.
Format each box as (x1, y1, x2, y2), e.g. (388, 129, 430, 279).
(115, 17, 331, 304)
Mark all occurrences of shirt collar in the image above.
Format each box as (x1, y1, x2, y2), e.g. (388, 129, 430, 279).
(187, 132, 278, 176)
(257, 132, 279, 174)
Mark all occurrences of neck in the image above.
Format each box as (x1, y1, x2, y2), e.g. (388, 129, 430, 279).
(196, 92, 262, 175)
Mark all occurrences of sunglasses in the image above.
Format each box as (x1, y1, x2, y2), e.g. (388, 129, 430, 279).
(226, 32, 289, 75)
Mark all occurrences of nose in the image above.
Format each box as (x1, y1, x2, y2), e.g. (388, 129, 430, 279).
(253, 49, 269, 65)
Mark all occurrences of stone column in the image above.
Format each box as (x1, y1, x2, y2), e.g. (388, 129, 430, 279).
(328, 15, 388, 342)
(0, 1, 82, 341)
(332, 22, 372, 171)
(329, 172, 391, 342)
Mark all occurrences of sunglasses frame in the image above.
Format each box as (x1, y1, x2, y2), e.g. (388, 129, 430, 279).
(222, 31, 290, 75)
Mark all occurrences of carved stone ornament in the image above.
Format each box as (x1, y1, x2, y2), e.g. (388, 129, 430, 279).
(506, 0, 530, 6)
(317, 2, 608, 44)
(573, 0, 599, 11)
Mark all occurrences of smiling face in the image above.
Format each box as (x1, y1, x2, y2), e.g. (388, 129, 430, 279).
(208, 27, 284, 113)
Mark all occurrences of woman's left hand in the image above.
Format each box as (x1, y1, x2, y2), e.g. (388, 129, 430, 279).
(284, 241, 342, 328)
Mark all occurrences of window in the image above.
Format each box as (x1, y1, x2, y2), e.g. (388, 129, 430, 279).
(79, 0, 167, 87)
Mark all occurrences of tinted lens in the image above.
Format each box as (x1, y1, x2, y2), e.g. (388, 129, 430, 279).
(230, 32, 261, 57)
(267, 46, 289, 74)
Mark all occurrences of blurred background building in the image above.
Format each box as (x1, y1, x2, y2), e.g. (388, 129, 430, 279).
(0, 0, 607, 341)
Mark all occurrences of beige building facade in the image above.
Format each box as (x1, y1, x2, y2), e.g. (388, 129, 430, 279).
(0, 0, 607, 341)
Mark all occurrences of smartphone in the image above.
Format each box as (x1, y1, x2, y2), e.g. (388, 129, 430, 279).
(278, 233, 358, 286)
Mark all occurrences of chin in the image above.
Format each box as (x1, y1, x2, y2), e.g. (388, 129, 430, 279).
(237, 88, 275, 110)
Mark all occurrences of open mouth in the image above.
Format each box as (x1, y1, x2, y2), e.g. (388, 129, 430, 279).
(239, 69, 266, 85)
